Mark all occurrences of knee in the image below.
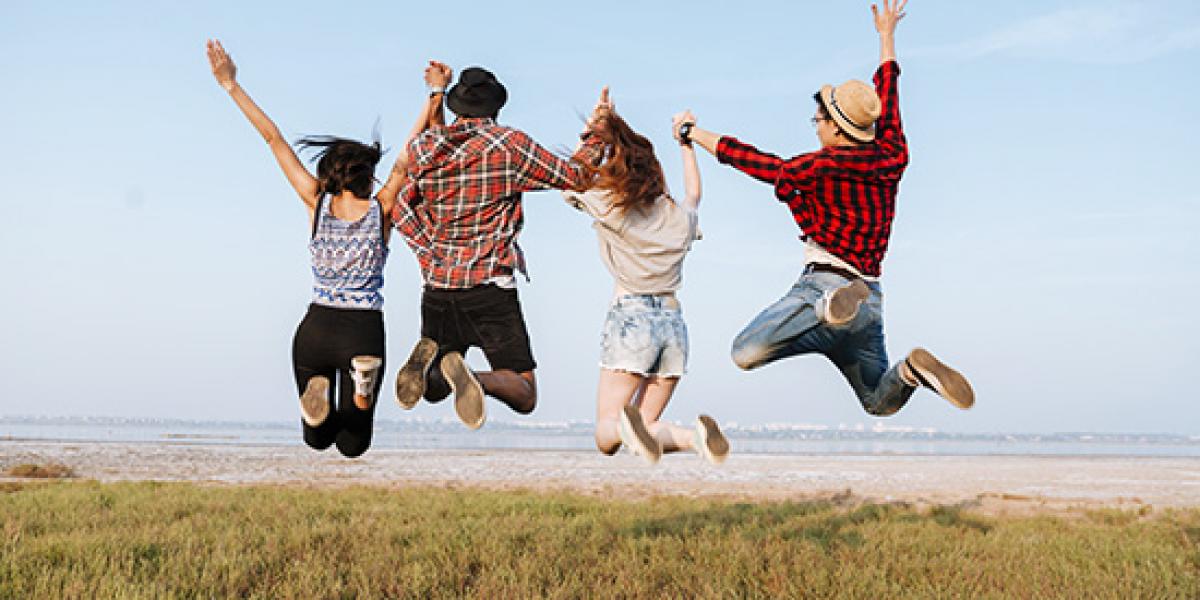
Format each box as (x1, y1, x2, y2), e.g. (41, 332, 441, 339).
(337, 439, 371, 458)
(511, 392, 537, 415)
(595, 437, 619, 456)
(863, 404, 899, 417)
(730, 342, 766, 371)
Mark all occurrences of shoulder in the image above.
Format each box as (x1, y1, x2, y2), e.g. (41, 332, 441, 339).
(565, 188, 615, 216)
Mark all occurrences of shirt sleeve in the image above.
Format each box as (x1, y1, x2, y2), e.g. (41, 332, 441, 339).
(873, 61, 906, 156)
(715, 136, 785, 186)
(511, 131, 601, 192)
(561, 189, 611, 219)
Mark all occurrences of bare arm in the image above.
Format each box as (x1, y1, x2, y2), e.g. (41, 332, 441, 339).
(675, 119, 721, 157)
(377, 61, 453, 209)
(672, 110, 702, 210)
(872, 0, 905, 64)
(206, 40, 319, 208)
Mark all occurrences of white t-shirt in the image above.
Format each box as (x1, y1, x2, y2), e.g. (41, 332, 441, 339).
(563, 189, 700, 295)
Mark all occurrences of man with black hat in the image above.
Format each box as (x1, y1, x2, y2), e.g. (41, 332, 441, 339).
(391, 61, 603, 429)
(673, 1, 976, 417)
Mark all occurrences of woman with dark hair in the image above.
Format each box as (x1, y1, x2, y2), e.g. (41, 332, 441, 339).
(206, 39, 446, 457)
(564, 89, 729, 465)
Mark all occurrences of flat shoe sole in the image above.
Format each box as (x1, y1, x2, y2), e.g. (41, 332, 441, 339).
(442, 353, 485, 430)
(825, 279, 871, 325)
(908, 348, 975, 409)
(696, 414, 729, 464)
(395, 339, 438, 410)
(620, 405, 661, 464)
(300, 376, 331, 427)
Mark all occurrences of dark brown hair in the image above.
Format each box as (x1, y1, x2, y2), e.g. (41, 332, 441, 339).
(295, 136, 383, 200)
(586, 113, 665, 213)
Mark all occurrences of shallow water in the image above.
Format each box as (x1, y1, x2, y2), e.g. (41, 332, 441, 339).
(4, 417, 1199, 457)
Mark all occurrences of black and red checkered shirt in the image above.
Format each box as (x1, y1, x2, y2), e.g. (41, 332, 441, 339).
(716, 60, 908, 277)
(394, 117, 601, 289)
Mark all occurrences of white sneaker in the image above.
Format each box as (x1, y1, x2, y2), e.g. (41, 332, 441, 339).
(441, 352, 485, 430)
(693, 414, 730, 465)
(821, 279, 871, 325)
(299, 376, 331, 427)
(618, 404, 661, 465)
(350, 355, 383, 410)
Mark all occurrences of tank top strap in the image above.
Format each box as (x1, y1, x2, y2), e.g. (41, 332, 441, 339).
(310, 195, 327, 239)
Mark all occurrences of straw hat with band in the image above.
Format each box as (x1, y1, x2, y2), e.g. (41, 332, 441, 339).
(818, 79, 881, 143)
(447, 67, 508, 118)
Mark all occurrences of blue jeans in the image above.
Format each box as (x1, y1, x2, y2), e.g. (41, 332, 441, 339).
(730, 270, 914, 416)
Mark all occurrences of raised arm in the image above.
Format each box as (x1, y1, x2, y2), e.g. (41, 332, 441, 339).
(872, 0, 905, 65)
(675, 113, 783, 186)
(377, 61, 453, 209)
(206, 40, 319, 208)
(672, 110, 702, 210)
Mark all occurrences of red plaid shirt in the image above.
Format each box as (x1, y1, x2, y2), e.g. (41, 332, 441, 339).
(394, 118, 601, 289)
(716, 61, 908, 277)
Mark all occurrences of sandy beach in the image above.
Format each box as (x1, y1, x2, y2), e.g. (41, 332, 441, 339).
(4, 440, 1198, 515)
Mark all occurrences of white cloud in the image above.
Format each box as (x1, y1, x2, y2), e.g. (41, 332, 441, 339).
(914, 4, 1200, 65)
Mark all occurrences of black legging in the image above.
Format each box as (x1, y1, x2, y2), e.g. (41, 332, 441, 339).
(291, 303, 386, 458)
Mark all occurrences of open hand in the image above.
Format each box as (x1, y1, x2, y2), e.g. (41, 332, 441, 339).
(872, 0, 906, 36)
(587, 86, 613, 130)
(424, 60, 452, 89)
(206, 39, 237, 91)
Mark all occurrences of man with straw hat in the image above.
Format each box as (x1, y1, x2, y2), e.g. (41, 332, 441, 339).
(674, 0, 975, 417)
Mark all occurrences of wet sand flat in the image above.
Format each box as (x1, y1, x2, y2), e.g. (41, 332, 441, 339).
(4, 440, 1198, 514)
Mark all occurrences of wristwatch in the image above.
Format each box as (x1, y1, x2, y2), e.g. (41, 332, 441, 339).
(678, 122, 695, 145)
(428, 86, 446, 97)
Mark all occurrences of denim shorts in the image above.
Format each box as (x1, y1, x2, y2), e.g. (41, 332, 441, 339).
(600, 295, 688, 377)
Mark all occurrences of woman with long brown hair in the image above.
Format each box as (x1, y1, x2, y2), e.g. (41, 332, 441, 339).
(564, 89, 729, 464)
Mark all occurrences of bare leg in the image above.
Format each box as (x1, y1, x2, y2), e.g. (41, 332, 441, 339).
(638, 376, 695, 454)
(594, 369, 645, 454)
(476, 369, 538, 414)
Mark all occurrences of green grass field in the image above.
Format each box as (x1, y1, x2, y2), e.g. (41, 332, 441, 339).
(1, 481, 1197, 598)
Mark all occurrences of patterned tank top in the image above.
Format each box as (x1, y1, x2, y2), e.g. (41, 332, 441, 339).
(310, 196, 388, 310)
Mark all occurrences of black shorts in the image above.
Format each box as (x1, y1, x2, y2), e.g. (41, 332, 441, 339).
(420, 284, 536, 373)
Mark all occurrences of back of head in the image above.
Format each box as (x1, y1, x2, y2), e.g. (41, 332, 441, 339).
(447, 67, 508, 119)
(296, 136, 383, 199)
(588, 113, 665, 213)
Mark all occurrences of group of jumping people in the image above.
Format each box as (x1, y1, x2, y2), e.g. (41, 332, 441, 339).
(206, 0, 974, 463)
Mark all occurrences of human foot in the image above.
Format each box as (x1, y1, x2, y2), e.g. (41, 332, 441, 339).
(299, 376, 331, 427)
(693, 414, 730, 465)
(441, 351, 485, 430)
(822, 279, 871, 325)
(395, 338, 438, 410)
(619, 404, 661, 465)
(903, 348, 975, 409)
(350, 355, 383, 410)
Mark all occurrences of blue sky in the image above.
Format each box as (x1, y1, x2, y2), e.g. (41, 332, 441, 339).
(1, 1, 1197, 434)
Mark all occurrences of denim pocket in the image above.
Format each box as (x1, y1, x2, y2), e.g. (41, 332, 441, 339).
(604, 306, 654, 354)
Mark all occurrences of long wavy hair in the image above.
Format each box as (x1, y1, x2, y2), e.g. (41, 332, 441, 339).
(295, 136, 383, 200)
(585, 113, 665, 213)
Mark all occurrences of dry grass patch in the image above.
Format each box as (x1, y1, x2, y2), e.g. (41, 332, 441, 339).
(5, 462, 75, 479)
(1, 482, 1197, 598)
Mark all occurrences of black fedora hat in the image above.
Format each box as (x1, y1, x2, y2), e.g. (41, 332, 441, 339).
(446, 67, 508, 118)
